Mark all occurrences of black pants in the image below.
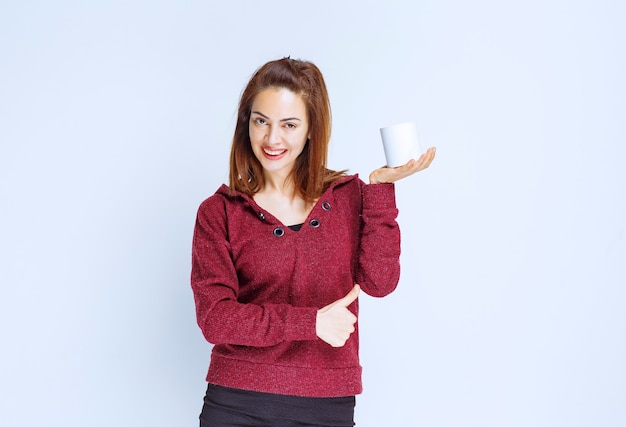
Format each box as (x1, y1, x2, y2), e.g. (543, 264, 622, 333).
(199, 384, 356, 427)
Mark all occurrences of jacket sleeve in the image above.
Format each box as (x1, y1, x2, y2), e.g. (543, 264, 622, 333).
(190, 195, 319, 347)
(355, 181, 401, 297)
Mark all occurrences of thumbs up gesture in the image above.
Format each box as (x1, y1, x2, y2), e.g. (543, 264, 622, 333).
(316, 285, 360, 347)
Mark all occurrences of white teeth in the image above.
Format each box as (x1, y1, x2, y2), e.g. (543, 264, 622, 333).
(264, 148, 286, 156)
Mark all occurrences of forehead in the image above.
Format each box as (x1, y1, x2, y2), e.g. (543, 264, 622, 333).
(251, 87, 307, 118)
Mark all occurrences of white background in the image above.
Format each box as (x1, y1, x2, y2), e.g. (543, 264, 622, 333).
(1, 1, 624, 426)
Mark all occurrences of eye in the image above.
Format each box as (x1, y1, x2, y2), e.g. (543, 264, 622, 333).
(284, 122, 297, 129)
(253, 117, 267, 126)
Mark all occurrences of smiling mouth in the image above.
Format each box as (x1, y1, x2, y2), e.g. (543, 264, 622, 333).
(263, 148, 287, 157)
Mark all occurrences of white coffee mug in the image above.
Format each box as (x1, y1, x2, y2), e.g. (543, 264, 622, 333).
(380, 121, 422, 168)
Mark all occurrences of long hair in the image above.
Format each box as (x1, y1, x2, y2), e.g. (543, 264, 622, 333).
(229, 57, 345, 201)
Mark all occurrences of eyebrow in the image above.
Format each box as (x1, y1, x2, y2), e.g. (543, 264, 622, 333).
(251, 111, 302, 122)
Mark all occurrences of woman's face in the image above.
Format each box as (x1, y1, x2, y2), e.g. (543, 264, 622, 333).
(249, 87, 309, 178)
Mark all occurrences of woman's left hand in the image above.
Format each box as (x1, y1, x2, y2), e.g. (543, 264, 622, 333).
(369, 147, 437, 184)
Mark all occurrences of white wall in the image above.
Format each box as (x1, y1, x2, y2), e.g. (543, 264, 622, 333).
(1, 1, 624, 426)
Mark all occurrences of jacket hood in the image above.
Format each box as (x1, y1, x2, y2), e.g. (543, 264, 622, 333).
(215, 174, 359, 199)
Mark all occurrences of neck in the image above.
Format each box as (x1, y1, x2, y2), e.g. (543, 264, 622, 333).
(262, 170, 295, 198)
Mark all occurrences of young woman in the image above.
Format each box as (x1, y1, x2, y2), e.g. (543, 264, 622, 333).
(191, 57, 436, 426)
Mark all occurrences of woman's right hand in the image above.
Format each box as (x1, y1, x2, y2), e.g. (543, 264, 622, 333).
(316, 285, 360, 347)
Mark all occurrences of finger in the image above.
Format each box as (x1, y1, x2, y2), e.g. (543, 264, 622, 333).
(416, 150, 432, 165)
(337, 284, 360, 307)
(423, 147, 436, 164)
(397, 158, 417, 170)
(395, 147, 436, 171)
(419, 154, 434, 171)
(412, 148, 436, 171)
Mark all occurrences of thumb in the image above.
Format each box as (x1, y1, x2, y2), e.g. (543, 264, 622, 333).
(337, 284, 360, 307)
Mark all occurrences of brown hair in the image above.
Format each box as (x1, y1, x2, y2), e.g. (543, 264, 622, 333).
(229, 57, 345, 201)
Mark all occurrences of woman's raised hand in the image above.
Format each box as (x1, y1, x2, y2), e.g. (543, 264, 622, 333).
(316, 285, 360, 347)
(369, 146, 436, 184)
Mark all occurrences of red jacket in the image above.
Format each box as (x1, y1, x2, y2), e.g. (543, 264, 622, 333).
(191, 174, 401, 397)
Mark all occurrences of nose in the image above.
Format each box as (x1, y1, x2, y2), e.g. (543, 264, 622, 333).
(267, 124, 282, 145)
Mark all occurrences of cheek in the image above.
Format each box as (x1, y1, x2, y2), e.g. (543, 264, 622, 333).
(296, 133, 309, 152)
(248, 126, 262, 145)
